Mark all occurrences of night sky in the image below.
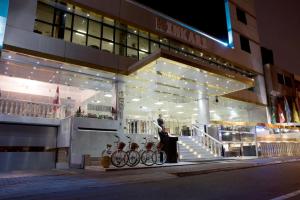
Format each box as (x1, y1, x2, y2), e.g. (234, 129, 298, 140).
(255, 0, 300, 75)
(133, 0, 229, 43)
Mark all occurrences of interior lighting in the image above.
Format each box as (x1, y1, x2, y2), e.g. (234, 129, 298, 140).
(177, 112, 184, 114)
(104, 94, 112, 97)
(155, 102, 163, 105)
(132, 98, 140, 102)
(176, 105, 183, 108)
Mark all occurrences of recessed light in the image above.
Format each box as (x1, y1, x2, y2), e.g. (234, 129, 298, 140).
(176, 105, 183, 108)
(104, 94, 112, 98)
(193, 114, 198, 116)
(33, 66, 37, 70)
(193, 108, 198, 111)
(177, 112, 184, 114)
(56, 71, 59, 74)
(69, 78, 72, 81)
(161, 109, 168, 112)
(132, 98, 140, 102)
(8, 55, 12, 59)
(155, 102, 163, 105)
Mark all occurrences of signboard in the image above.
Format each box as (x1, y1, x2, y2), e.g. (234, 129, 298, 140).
(0, 0, 9, 49)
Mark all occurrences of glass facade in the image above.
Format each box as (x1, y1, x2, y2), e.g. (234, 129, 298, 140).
(34, 0, 254, 78)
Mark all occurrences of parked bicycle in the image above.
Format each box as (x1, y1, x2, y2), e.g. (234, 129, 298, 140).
(125, 136, 140, 167)
(110, 135, 128, 167)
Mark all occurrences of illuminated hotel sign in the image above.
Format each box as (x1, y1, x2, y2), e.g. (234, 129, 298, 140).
(155, 17, 207, 49)
(0, 0, 9, 49)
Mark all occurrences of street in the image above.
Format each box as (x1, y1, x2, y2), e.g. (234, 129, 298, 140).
(1, 159, 300, 200)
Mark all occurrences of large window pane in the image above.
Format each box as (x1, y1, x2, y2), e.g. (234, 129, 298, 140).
(101, 40, 114, 53)
(36, 2, 54, 23)
(114, 44, 126, 56)
(88, 20, 101, 37)
(90, 12, 102, 22)
(102, 26, 114, 41)
(64, 13, 72, 29)
(64, 29, 71, 42)
(127, 33, 138, 49)
(139, 51, 148, 60)
(34, 21, 52, 36)
(139, 37, 149, 52)
(127, 48, 138, 59)
(72, 32, 86, 45)
(88, 37, 100, 49)
(74, 16, 87, 34)
(150, 41, 159, 53)
(115, 29, 127, 45)
(103, 17, 114, 26)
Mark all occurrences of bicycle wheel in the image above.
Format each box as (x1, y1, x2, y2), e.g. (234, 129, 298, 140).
(155, 150, 167, 165)
(141, 150, 156, 166)
(126, 150, 140, 167)
(111, 150, 128, 167)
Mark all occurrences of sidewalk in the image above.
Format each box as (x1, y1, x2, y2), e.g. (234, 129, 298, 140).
(1, 156, 300, 179)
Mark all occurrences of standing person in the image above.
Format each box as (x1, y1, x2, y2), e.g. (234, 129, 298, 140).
(157, 114, 164, 129)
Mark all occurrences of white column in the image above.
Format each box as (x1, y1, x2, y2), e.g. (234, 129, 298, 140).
(116, 81, 125, 135)
(197, 91, 210, 132)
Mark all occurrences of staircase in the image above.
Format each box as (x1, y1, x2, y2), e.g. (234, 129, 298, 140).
(178, 134, 223, 161)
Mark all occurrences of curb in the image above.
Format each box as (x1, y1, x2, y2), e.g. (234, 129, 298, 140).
(172, 158, 300, 177)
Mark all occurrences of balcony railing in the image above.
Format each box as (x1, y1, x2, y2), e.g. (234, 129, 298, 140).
(0, 98, 69, 119)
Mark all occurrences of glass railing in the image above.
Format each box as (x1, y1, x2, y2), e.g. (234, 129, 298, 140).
(0, 98, 71, 119)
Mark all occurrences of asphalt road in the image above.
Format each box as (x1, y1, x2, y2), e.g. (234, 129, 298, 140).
(2, 161, 300, 200)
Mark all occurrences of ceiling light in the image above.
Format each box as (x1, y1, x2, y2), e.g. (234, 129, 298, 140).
(56, 71, 59, 74)
(8, 55, 11, 59)
(104, 94, 112, 98)
(177, 112, 184, 114)
(163, 115, 169, 117)
(155, 102, 163, 105)
(96, 100, 101, 103)
(132, 98, 140, 102)
(210, 110, 215, 113)
(33, 66, 37, 70)
(193, 108, 198, 111)
(176, 105, 183, 108)
(161, 109, 168, 112)
(193, 114, 198, 116)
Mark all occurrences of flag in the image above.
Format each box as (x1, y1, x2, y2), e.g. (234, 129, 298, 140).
(292, 101, 300, 123)
(53, 86, 60, 112)
(284, 97, 291, 123)
(277, 100, 285, 123)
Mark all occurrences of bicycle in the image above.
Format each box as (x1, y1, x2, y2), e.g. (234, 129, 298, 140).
(140, 137, 157, 166)
(110, 135, 128, 167)
(125, 136, 140, 167)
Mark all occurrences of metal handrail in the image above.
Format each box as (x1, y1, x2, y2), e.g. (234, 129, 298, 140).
(192, 124, 222, 145)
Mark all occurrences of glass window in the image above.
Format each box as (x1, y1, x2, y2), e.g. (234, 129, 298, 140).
(64, 13, 72, 29)
(160, 38, 169, 46)
(285, 76, 293, 87)
(74, 6, 86, 17)
(36, 2, 54, 23)
(72, 31, 86, 45)
(89, 12, 102, 22)
(170, 40, 181, 50)
(139, 37, 149, 52)
(150, 41, 159, 53)
(127, 48, 138, 59)
(73, 16, 87, 34)
(277, 73, 284, 85)
(64, 29, 71, 42)
(150, 33, 159, 41)
(53, 25, 65, 38)
(139, 51, 148, 60)
(128, 25, 138, 34)
(88, 37, 100, 49)
(139, 29, 149, 38)
(127, 33, 138, 49)
(101, 40, 114, 53)
(236, 7, 247, 24)
(88, 20, 101, 37)
(103, 17, 114, 26)
(115, 29, 127, 45)
(102, 25, 114, 41)
(240, 35, 251, 53)
(114, 44, 126, 56)
(34, 21, 52, 36)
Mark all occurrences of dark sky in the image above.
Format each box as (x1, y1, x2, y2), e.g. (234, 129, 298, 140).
(133, 0, 228, 42)
(255, 0, 300, 75)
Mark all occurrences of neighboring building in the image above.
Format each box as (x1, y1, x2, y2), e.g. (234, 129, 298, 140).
(1, 0, 297, 171)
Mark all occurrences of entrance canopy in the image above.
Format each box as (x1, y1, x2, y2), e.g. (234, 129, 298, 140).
(122, 54, 255, 120)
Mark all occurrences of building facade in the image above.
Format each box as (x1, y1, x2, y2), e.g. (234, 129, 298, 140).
(2, 0, 297, 171)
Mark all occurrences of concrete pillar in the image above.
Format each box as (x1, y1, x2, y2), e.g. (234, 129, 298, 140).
(197, 90, 210, 133)
(116, 81, 125, 135)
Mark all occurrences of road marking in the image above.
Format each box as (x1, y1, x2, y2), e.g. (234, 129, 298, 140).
(270, 190, 300, 200)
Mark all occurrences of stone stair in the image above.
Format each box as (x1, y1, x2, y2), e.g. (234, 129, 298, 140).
(178, 136, 221, 161)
